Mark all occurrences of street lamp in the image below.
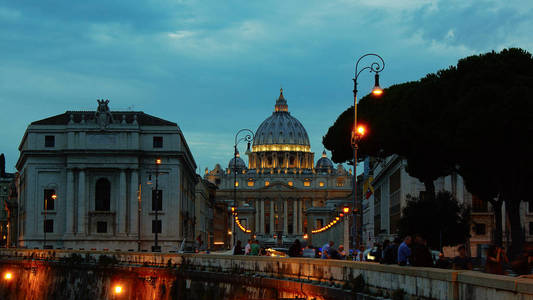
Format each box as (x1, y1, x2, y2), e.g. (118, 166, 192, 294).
(149, 158, 162, 252)
(232, 128, 255, 248)
(43, 192, 57, 249)
(351, 53, 385, 254)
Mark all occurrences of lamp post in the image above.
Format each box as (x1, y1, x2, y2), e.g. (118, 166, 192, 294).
(232, 129, 254, 248)
(352, 53, 385, 253)
(149, 158, 162, 252)
(43, 192, 56, 249)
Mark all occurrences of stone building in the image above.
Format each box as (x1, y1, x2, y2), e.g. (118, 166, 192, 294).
(194, 176, 216, 250)
(205, 89, 353, 249)
(361, 154, 533, 255)
(16, 100, 197, 251)
(0, 154, 16, 247)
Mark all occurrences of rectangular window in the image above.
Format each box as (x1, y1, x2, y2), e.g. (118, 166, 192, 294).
(45, 135, 55, 147)
(304, 181, 311, 187)
(319, 182, 325, 187)
(474, 223, 486, 235)
(472, 195, 488, 212)
(152, 190, 163, 211)
(44, 219, 54, 233)
(97, 221, 107, 233)
(288, 181, 293, 187)
(316, 219, 323, 229)
(152, 220, 162, 233)
(153, 136, 163, 148)
(44, 189, 55, 211)
(264, 181, 270, 187)
(247, 180, 254, 187)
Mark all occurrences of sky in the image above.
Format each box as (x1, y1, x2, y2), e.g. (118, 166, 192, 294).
(1, 0, 532, 174)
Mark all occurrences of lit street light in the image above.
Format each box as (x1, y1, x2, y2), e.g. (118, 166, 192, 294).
(350, 53, 385, 255)
(4, 272, 12, 281)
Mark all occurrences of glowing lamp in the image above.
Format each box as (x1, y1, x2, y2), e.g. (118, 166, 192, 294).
(343, 207, 350, 214)
(51, 194, 57, 200)
(303, 234, 308, 239)
(336, 217, 340, 221)
(228, 231, 232, 235)
(371, 73, 383, 96)
(4, 272, 12, 280)
(356, 126, 366, 137)
(114, 285, 123, 294)
(340, 213, 344, 217)
(155, 158, 162, 165)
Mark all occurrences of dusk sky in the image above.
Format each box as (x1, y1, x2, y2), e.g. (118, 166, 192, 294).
(1, 1, 532, 173)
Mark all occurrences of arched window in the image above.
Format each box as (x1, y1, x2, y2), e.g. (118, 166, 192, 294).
(95, 178, 111, 211)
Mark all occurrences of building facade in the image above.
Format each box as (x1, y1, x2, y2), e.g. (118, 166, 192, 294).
(0, 154, 16, 247)
(16, 100, 197, 251)
(205, 89, 353, 249)
(361, 154, 533, 255)
(194, 176, 216, 250)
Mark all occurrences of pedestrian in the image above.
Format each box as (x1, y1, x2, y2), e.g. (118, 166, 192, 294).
(356, 246, 365, 261)
(383, 238, 399, 264)
(195, 235, 203, 252)
(411, 234, 433, 267)
(244, 239, 252, 255)
(435, 252, 451, 269)
(338, 245, 346, 259)
(398, 235, 412, 266)
(233, 240, 244, 255)
(381, 240, 390, 264)
(485, 245, 508, 274)
(452, 244, 472, 270)
(289, 239, 303, 257)
(250, 240, 260, 256)
(321, 241, 334, 259)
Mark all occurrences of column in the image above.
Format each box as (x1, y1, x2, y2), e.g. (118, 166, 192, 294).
(255, 199, 259, 234)
(298, 199, 303, 234)
(283, 199, 288, 235)
(118, 169, 126, 234)
(65, 169, 75, 234)
(77, 169, 85, 234)
(270, 200, 274, 234)
(129, 170, 139, 236)
(293, 199, 298, 235)
(260, 199, 265, 234)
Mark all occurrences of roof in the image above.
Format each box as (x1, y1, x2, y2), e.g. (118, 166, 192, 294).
(31, 111, 177, 126)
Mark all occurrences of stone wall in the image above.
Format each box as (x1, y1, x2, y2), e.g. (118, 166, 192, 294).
(0, 249, 532, 300)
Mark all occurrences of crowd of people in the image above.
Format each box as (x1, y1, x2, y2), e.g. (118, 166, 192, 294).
(231, 235, 532, 276)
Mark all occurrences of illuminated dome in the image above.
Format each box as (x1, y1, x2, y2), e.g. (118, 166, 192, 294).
(252, 88, 310, 152)
(316, 150, 333, 171)
(228, 151, 246, 170)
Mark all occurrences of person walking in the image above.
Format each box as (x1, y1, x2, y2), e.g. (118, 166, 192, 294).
(338, 245, 346, 259)
(250, 240, 260, 256)
(244, 239, 252, 255)
(398, 236, 412, 266)
(289, 239, 303, 257)
(233, 240, 244, 255)
(485, 245, 508, 274)
(321, 241, 334, 259)
(452, 244, 473, 270)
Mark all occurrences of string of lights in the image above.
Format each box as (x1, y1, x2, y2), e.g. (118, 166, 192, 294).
(234, 214, 252, 233)
(311, 213, 346, 234)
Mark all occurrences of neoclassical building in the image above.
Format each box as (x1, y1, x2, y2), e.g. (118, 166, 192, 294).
(16, 100, 197, 251)
(205, 89, 353, 248)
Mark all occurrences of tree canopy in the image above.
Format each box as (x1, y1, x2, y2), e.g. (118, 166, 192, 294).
(323, 48, 533, 255)
(398, 191, 471, 250)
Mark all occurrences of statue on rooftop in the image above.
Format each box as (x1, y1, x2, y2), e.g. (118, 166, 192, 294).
(95, 99, 113, 129)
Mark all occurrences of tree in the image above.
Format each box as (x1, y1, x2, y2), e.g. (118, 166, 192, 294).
(398, 191, 470, 250)
(323, 48, 533, 256)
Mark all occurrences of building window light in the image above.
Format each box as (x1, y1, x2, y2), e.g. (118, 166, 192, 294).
(265, 181, 270, 187)
(304, 181, 310, 187)
(288, 181, 293, 187)
(248, 180, 254, 187)
(319, 182, 325, 187)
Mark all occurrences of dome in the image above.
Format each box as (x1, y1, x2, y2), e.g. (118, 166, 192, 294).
(252, 88, 310, 152)
(316, 150, 333, 171)
(228, 151, 246, 170)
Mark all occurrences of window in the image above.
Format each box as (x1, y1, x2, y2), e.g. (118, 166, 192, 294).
(288, 181, 293, 187)
(97, 221, 107, 233)
(304, 180, 311, 187)
(44, 219, 54, 233)
(44, 189, 55, 210)
(95, 178, 111, 211)
(247, 179, 254, 187)
(215, 178, 221, 185)
(152, 190, 163, 211)
(153, 136, 163, 148)
(474, 223, 486, 235)
(316, 219, 323, 229)
(472, 195, 488, 212)
(264, 181, 270, 187)
(319, 182, 325, 187)
(45, 135, 55, 147)
(152, 220, 162, 233)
